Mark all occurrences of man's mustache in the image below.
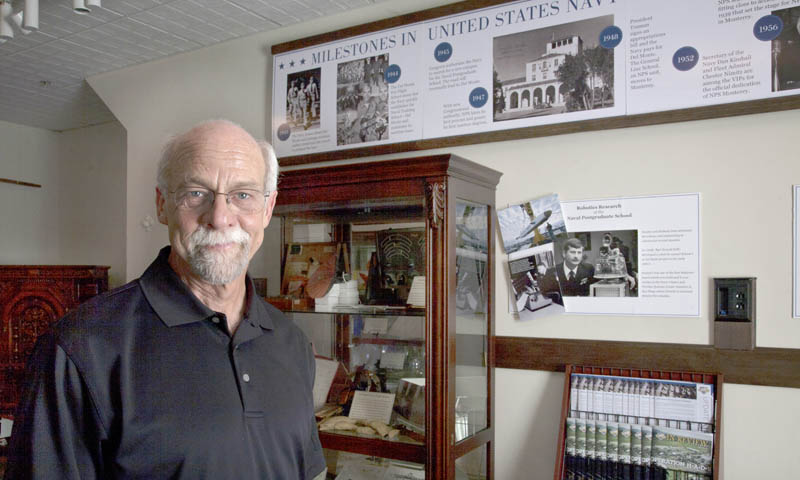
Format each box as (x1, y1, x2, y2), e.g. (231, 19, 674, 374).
(189, 227, 250, 248)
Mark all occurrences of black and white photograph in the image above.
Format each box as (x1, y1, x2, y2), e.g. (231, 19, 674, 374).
(538, 230, 637, 304)
(497, 193, 567, 254)
(492, 16, 615, 122)
(286, 68, 321, 131)
(771, 6, 800, 92)
(507, 244, 564, 319)
(336, 54, 389, 145)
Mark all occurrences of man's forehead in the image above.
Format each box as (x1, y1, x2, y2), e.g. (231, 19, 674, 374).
(176, 132, 263, 172)
(185, 125, 259, 156)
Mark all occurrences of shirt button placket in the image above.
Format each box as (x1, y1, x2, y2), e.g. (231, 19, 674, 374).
(233, 344, 252, 411)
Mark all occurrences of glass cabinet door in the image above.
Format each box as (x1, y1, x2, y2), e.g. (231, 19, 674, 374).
(274, 194, 428, 478)
(453, 200, 490, 479)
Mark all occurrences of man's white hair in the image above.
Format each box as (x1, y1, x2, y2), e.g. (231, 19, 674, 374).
(156, 119, 278, 193)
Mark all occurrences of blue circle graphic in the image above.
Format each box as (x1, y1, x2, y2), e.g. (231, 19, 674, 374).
(753, 15, 783, 41)
(385, 64, 401, 84)
(434, 42, 453, 63)
(672, 46, 699, 72)
(277, 123, 291, 141)
(469, 87, 489, 108)
(599, 26, 623, 49)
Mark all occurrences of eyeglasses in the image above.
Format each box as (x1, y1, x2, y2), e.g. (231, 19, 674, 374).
(170, 187, 270, 214)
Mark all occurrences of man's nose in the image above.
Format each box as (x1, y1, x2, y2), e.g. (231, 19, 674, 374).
(202, 193, 234, 228)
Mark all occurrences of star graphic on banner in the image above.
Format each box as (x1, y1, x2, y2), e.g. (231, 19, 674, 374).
(279, 63, 284, 69)
(289, 60, 295, 67)
(300, 58, 306, 65)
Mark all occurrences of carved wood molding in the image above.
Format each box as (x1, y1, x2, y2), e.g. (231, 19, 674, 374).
(426, 182, 446, 228)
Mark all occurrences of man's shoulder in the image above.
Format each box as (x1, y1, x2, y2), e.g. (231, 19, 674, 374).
(51, 278, 148, 346)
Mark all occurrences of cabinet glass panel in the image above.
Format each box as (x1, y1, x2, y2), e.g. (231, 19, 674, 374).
(454, 201, 489, 442)
(324, 451, 424, 479)
(274, 195, 428, 454)
(455, 443, 487, 480)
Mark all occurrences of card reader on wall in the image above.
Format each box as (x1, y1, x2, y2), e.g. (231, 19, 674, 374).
(713, 277, 756, 350)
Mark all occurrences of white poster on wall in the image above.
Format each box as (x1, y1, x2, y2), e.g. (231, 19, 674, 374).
(271, 0, 800, 158)
(549, 193, 701, 316)
(626, 0, 800, 115)
(793, 185, 800, 318)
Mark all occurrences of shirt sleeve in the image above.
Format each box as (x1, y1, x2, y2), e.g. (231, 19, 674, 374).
(5, 332, 107, 479)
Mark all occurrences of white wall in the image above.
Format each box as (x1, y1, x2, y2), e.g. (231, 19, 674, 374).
(86, 0, 800, 477)
(0, 120, 64, 263)
(58, 122, 127, 286)
(0, 119, 127, 286)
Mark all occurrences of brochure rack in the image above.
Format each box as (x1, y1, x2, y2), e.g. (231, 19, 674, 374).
(554, 365, 722, 480)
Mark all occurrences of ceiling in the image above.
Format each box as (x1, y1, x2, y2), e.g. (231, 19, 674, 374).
(0, 0, 385, 131)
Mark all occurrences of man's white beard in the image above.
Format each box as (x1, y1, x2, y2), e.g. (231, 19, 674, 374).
(186, 226, 251, 285)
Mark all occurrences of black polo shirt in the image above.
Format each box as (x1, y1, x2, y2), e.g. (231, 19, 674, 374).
(6, 247, 325, 479)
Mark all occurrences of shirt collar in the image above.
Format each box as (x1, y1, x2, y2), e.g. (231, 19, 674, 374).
(563, 263, 578, 278)
(140, 246, 274, 330)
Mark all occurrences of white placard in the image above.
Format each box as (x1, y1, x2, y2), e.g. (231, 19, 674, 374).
(271, 0, 800, 158)
(348, 391, 396, 424)
(380, 351, 407, 370)
(0, 417, 12, 438)
(558, 193, 700, 316)
(363, 317, 389, 334)
(406, 275, 426, 308)
(313, 357, 340, 410)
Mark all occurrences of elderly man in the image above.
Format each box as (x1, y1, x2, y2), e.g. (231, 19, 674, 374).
(5, 120, 326, 479)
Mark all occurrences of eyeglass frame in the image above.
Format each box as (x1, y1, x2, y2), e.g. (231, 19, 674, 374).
(168, 186, 272, 214)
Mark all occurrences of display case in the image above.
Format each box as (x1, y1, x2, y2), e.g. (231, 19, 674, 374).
(268, 154, 501, 479)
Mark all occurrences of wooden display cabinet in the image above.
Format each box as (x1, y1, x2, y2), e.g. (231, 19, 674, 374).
(0, 265, 109, 473)
(0, 265, 110, 417)
(270, 154, 501, 479)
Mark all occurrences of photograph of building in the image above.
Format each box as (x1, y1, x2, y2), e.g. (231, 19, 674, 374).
(493, 16, 615, 121)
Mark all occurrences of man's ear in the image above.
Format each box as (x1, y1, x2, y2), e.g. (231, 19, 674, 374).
(156, 187, 169, 225)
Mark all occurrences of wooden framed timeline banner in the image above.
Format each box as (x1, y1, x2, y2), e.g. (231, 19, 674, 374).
(271, 0, 800, 165)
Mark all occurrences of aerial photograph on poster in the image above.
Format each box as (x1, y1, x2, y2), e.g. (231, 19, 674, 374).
(497, 193, 566, 254)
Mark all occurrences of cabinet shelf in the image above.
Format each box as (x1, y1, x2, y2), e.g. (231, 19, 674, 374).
(352, 337, 424, 347)
(319, 431, 426, 464)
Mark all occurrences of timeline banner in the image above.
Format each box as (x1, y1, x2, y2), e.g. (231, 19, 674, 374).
(271, 0, 800, 158)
